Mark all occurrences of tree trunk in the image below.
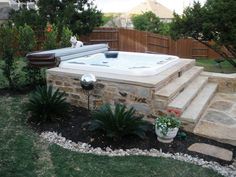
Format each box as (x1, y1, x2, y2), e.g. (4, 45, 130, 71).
(194, 38, 236, 67)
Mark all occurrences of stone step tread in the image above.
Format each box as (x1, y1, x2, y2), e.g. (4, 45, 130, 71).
(168, 76, 208, 111)
(181, 83, 218, 123)
(154, 59, 195, 88)
(155, 66, 203, 98)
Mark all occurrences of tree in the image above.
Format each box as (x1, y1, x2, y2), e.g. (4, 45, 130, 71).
(131, 11, 162, 33)
(159, 23, 171, 36)
(0, 24, 20, 89)
(170, 1, 236, 67)
(9, 0, 103, 36)
(37, 0, 102, 35)
(9, 8, 45, 36)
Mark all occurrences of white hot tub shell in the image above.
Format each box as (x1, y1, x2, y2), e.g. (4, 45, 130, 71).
(59, 51, 179, 76)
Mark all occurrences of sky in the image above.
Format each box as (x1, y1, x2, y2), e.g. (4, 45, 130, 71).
(94, 0, 207, 14)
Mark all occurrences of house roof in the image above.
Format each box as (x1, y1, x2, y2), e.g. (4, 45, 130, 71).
(0, 1, 10, 20)
(128, 0, 174, 19)
(0, 6, 11, 20)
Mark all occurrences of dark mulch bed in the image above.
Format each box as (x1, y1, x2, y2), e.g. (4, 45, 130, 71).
(30, 105, 236, 166)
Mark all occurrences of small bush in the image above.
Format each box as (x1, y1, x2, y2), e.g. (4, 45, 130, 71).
(89, 104, 150, 139)
(18, 24, 36, 55)
(60, 26, 73, 48)
(22, 64, 46, 87)
(26, 85, 69, 123)
(43, 23, 58, 50)
(0, 24, 20, 89)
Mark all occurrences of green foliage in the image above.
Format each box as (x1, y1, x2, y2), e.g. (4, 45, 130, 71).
(177, 131, 187, 141)
(22, 65, 46, 86)
(170, 2, 206, 40)
(159, 23, 171, 36)
(60, 26, 73, 48)
(89, 104, 150, 139)
(155, 115, 181, 136)
(18, 24, 44, 86)
(101, 15, 113, 25)
(170, 1, 236, 66)
(43, 24, 58, 50)
(18, 24, 36, 55)
(26, 85, 69, 123)
(10, 1, 102, 36)
(131, 11, 162, 33)
(0, 24, 20, 89)
(9, 8, 45, 36)
(37, 0, 102, 35)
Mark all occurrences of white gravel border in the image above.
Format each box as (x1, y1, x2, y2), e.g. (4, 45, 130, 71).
(40, 131, 236, 177)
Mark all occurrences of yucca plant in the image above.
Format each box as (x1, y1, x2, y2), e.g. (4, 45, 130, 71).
(26, 85, 69, 123)
(89, 104, 150, 139)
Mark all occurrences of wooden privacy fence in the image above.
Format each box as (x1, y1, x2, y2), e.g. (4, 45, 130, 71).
(80, 28, 220, 59)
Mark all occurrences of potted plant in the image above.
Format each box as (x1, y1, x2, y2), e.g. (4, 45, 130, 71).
(155, 110, 181, 143)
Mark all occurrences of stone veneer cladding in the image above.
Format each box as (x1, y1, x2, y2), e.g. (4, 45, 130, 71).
(47, 73, 159, 118)
(201, 72, 236, 93)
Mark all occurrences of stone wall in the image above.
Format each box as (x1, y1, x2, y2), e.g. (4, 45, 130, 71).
(47, 73, 157, 118)
(201, 72, 236, 93)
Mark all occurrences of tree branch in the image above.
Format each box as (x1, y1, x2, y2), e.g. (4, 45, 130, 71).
(193, 38, 236, 67)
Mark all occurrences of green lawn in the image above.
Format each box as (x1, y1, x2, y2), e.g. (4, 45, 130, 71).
(0, 95, 224, 177)
(196, 58, 236, 73)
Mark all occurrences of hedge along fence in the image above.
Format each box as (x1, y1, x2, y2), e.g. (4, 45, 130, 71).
(80, 28, 221, 59)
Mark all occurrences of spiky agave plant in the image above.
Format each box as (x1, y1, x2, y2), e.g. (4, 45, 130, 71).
(89, 104, 150, 139)
(26, 85, 69, 122)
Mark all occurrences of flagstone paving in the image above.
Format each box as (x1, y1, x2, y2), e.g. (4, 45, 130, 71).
(188, 143, 233, 161)
(194, 93, 236, 146)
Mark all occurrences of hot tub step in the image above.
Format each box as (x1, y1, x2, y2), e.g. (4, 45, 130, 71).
(155, 66, 203, 100)
(154, 59, 195, 91)
(181, 83, 218, 124)
(167, 76, 208, 112)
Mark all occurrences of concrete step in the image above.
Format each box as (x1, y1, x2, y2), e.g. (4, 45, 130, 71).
(154, 59, 195, 91)
(155, 66, 203, 100)
(181, 83, 218, 124)
(168, 76, 208, 112)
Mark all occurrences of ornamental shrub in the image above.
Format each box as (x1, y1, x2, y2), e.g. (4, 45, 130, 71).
(89, 104, 150, 139)
(60, 26, 73, 48)
(18, 24, 45, 86)
(18, 24, 36, 55)
(26, 85, 69, 123)
(0, 24, 20, 89)
(43, 23, 58, 50)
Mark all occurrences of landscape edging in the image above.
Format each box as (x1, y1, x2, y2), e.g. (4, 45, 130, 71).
(40, 131, 236, 177)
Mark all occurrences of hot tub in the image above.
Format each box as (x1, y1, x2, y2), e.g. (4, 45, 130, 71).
(59, 51, 179, 76)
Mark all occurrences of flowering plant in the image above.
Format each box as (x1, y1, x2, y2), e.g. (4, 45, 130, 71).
(43, 23, 58, 50)
(155, 109, 181, 136)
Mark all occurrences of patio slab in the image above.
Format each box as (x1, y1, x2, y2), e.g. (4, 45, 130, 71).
(194, 93, 236, 146)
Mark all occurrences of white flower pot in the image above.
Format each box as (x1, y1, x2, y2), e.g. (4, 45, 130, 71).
(155, 126, 179, 143)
